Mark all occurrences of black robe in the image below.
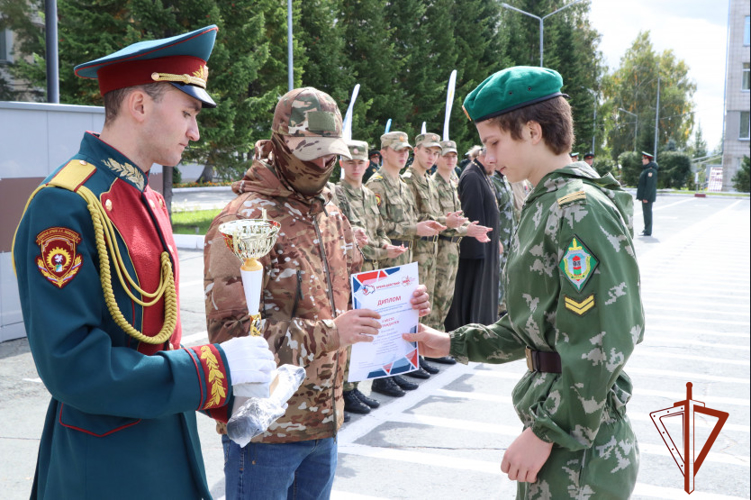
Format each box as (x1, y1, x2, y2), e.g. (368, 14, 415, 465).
(445, 160, 500, 329)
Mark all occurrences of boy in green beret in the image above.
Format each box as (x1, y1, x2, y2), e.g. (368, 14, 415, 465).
(405, 66, 644, 499)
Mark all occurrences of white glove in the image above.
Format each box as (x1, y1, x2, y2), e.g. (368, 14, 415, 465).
(221, 336, 277, 386)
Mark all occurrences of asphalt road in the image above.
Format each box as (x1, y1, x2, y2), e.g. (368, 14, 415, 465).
(1, 193, 749, 499)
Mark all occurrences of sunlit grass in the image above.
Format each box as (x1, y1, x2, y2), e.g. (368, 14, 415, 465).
(171, 209, 221, 235)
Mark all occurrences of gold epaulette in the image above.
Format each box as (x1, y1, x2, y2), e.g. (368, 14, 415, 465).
(47, 160, 97, 192)
(557, 190, 586, 207)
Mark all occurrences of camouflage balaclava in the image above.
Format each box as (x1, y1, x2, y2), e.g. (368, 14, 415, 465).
(270, 87, 350, 197)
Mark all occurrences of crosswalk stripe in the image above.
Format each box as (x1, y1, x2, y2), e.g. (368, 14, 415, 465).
(635, 350, 750, 366)
(641, 336, 750, 350)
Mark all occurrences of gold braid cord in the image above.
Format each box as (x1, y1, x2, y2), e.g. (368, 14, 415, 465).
(80, 187, 177, 345)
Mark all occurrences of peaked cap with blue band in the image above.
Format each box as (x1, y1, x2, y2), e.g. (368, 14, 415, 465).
(74, 25, 218, 108)
(462, 66, 568, 122)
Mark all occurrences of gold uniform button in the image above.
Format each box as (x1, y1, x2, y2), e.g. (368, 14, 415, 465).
(105, 199, 113, 211)
(79, 160, 87, 165)
(149, 200, 156, 209)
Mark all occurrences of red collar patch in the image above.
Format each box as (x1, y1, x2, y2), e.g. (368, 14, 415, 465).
(36, 227, 83, 288)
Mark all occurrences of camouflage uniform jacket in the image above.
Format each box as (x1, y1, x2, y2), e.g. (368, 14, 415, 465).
(490, 172, 516, 250)
(204, 160, 362, 443)
(335, 180, 391, 267)
(402, 167, 440, 223)
(365, 170, 419, 267)
(450, 163, 644, 451)
(431, 171, 467, 238)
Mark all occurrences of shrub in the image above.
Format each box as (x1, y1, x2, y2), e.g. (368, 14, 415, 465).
(732, 155, 750, 192)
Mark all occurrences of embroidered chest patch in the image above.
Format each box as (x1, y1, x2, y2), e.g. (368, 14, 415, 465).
(559, 235, 598, 292)
(35, 227, 83, 288)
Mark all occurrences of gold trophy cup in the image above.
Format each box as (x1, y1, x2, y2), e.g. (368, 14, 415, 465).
(218, 213, 282, 397)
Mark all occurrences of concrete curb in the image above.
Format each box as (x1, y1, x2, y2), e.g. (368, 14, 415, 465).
(174, 234, 204, 250)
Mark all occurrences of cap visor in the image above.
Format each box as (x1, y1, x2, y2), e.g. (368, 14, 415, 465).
(442, 148, 458, 155)
(170, 82, 216, 108)
(291, 137, 351, 161)
(392, 143, 413, 151)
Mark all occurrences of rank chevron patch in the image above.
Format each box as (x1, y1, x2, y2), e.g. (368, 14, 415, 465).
(564, 294, 595, 316)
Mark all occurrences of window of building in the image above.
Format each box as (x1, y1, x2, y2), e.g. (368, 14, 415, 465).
(744, 63, 750, 91)
(0, 29, 9, 63)
(741, 111, 750, 140)
(745, 16, 750, 46)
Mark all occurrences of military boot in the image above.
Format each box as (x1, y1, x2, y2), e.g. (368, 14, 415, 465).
(393, 375, 418, 391)
(353, 388, 380, 408)
(420, 357, 439, 374)
(426, 356, 457, 365)
(405, 366, 430, 379)
(371, 377, 406, 397)
(344, 390, 371, 414)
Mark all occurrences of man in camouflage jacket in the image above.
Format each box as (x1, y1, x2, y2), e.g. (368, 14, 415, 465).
(407, 67, 644, 499)
(204, 88, 412, 499)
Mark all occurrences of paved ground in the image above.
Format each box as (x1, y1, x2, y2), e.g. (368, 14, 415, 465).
(1, 192, 749, 499)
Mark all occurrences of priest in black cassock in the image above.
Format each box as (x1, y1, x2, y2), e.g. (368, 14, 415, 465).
(445, 148, 500, 329)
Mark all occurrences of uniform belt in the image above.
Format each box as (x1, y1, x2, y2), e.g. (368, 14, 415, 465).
(419, 235, 438, 242)
(438, 235, 461, 243)
(525, 347, 562, 373)
(390, 239, 412, 248)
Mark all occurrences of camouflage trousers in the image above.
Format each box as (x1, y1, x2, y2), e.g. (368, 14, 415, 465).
(518, 415, 639, 500)
(426, 238, 460, 331)
(413, 237, 438, 325)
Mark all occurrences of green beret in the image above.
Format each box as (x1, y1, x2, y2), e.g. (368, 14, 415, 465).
(462, 66, 567, 122)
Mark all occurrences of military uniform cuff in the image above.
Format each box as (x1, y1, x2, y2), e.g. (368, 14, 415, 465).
(321, 319, 340, 352)
(448, 331, 469, 364)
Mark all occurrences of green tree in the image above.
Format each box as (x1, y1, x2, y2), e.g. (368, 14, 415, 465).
(732, 155, 750, 193)
(618, 151, 642, 187)
(603, 31, 696, 160)
(657, 151, 691, 189)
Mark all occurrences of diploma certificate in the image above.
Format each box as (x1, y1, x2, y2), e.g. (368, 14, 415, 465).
(347, 262, 420, 382)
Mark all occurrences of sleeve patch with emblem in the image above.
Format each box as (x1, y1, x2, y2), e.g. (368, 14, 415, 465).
(35, 227, 83, 288)
(559, 235, 598, 292)
(564, 294, 595, 316)
(375, 193, 382, 207)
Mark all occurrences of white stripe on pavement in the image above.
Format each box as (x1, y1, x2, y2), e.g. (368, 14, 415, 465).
(641, 336, 750, 350)
(632, 482, 749, 500)
(643, 315, 749, 326)
(645, 306, 750, 319)
(653, 198, 696, 211)
(470, 365, 751, 385)
(644, 326, 750, 339)
(635, 388, 749, 407)
(640, 290, 750, 300)
(636, 350, 750, 366)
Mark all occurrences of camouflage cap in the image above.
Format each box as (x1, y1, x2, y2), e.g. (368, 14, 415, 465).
(345, 140, 369, 161)
(440, 140, 458, 156)
(381, 131, 413, 151)
(272, 87, 350, 161)
(414, 133, 442, 150)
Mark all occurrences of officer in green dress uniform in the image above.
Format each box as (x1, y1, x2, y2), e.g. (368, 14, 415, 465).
(12, 26, 276, 500)
(405, 66, 644, 499)
(569, 151, 580, 162)
(363, 149, 381, 183)
(583, 152, 595, 166)
(636, 151, 658, 236)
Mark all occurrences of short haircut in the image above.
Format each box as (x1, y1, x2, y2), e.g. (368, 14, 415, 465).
(103, 83, 169, 124)
(485, 96, 574, 155)
(467, 145, 483, 159)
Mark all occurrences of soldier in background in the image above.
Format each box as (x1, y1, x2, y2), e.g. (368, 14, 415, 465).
(364, 149, 381, 183)
(636, 151, 658, 236)
(569, 151, 580, 162)
(402, 132, 462, 377)
(336, 140, 406, 414)
(204, 88, 431, 499)
(583, 152, 595, 166)
(366, 131, 444, 396)
(428, 139, 492, 363)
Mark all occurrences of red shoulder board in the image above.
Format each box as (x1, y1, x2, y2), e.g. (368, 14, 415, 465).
(35, 227, 83, 288)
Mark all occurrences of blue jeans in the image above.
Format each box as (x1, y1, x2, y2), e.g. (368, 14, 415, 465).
(221, 434, 337, 500)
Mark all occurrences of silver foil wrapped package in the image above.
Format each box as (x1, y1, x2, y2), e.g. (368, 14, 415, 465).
(226, 364, 306, 447)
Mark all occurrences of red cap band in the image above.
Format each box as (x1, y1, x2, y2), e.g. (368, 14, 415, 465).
(97, 55, 206, 96)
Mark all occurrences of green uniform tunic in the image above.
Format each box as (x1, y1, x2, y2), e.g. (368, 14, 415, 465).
(335, 180, 392, 272)
(402, 167, 441, 324)
(430, 170, 465, 331)
(365, 171, 419, 268)
(636, 161, 658, 236)
(450, 163, 644, 499)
